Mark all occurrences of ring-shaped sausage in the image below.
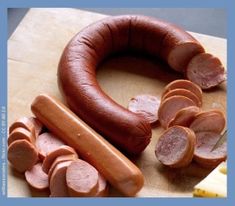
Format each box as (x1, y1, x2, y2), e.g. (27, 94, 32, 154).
(58, 15, 205, 155)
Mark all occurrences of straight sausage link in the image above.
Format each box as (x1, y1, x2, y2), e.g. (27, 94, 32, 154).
(31, 94, 144, 196)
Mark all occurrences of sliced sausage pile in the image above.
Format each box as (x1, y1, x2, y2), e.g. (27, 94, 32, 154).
(8, 117, 109, 197)
(155, 79, 227, 168)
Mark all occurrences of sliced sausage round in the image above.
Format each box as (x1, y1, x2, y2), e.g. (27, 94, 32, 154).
(194, 131, 227, 168)
(155, 126, 196, 168)
(168, 106, 200, 128)
(48, 154, 78, 181)
(49, 160, 72, 197)
(8, 127, 35, 146)
(66, 159, 99, 197)
(189, 110, 226, 134)
(42, 145, 77, 173)
(29, 117, 43, 137)
(162, 88, 202, 107)
(186, 53, 226, 89)
(36, 132, 65, 160)
(8, 139, 38, 173)
(158, 95, 196, 128)
(95, 173, 109, 197)
(25, 162, 49, 190)
(162, 79, 202, 101)
(9, 117, 35, 135)
(127, 94, 160, 125)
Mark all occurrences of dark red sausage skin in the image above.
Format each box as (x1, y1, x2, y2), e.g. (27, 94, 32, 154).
(58, 15, 204, 155)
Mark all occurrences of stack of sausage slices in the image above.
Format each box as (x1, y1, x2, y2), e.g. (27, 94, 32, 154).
(156, 79, 227, 169)
(8, 117, 108, 197)
(128, 79, 226, 169)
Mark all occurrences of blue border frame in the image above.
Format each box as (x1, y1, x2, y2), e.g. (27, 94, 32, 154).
(1, 0, 235, 205)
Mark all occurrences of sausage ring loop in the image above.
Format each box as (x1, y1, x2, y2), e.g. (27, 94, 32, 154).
(58, 15, 204, 155)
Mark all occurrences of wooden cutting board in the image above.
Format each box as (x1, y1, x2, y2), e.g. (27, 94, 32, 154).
(8, 8, 227, 197)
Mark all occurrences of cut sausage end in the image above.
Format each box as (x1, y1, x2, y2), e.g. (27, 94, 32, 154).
(168, 42, 205, 72)
(186, 53, 226, 89)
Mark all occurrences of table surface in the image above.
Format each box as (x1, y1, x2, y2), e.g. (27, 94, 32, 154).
(8, 8, 227, 197)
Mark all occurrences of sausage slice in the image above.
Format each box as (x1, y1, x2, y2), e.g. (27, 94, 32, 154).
(186, 53, 226, 89)
(36, 132, 65, 160)
(49, 161, 72, 197)
(158, 95, 196, 128)
(42, 145, 77, 173)
(9, 117, 35, 135)
(8, 139, 38, 172)
(155, 126, 196, 168)
(29, 117, 43, 137)
(128, 94, 160, 125)
(162, 79, 202, 101)
(8, 127, 35, 146)
(25, 162, 49, 190)
(194, 131, 227, 168)
(162, 88, 202, 107)
(66, 159, 99, 197)
(168, 106, 200, 128)
(95, 173, 109, 197)
(48, 154, 78, 181)
(189, 110, 226, 134)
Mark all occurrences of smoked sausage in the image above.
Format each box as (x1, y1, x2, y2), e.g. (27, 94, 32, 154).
(58, 15, 206, 155)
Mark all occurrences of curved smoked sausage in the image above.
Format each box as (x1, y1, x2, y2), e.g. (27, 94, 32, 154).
(58, 15, 205, 155)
